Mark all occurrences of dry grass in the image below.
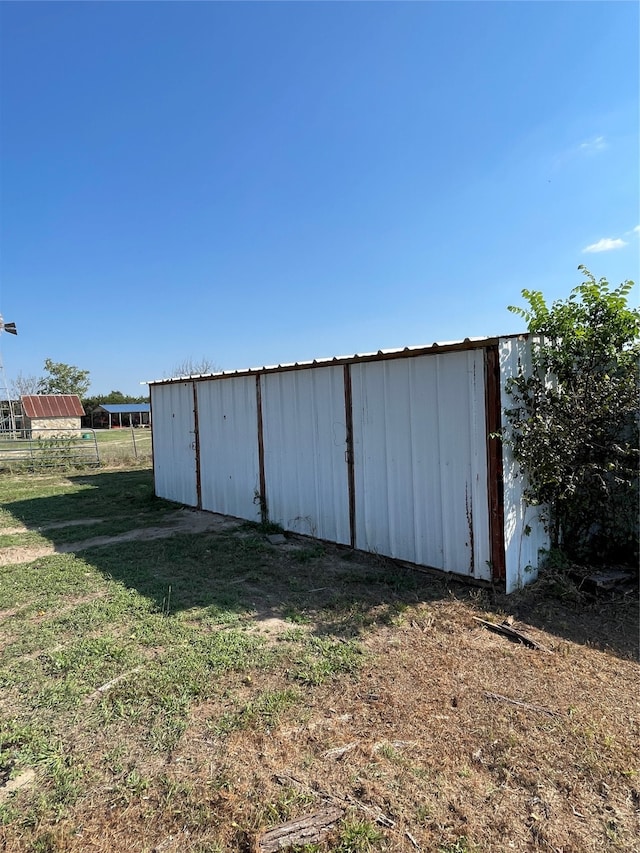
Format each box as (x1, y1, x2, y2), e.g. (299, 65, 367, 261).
(0, 469, 638, 853)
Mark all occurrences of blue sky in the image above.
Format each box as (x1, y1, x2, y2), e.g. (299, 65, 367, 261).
(1, 1, 638, 397)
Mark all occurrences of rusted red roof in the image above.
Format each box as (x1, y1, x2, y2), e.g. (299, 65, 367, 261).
(21, 395, 85, 418)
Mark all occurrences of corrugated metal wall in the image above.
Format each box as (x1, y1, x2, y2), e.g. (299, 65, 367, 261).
(261, 367, 351, 543)
(150, 381, 198, 507)
(197, 376, 261, 521)
(150, 337, 546, 591)
(351, 351, 491, 580)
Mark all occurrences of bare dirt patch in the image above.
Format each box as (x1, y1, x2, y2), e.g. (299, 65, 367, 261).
(0, 768, 36, 804)
(0, 509, 238, 566)
(0, 518, 106, 536)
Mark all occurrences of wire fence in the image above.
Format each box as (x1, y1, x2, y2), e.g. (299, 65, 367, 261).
(97, 428, 153, 467)
(0, 427, 153, 471)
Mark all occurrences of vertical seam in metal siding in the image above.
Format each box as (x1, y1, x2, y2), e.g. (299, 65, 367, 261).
(192, 382, 202, 510)
(408, 360, 421, 563)
(484, 346, 506, 582)
(382, 364, 392, 549)
(149, 387, 157, 496)
(343, 364, 356, 549)
(255, 374, 268, 523)
(435, 356, 446, 568)
(467, 353, 476, 575)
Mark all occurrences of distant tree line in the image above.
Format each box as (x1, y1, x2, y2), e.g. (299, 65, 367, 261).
(9, 353, 216, 407)
(82, 390, 150, 416)
(10, 360, 149, 409)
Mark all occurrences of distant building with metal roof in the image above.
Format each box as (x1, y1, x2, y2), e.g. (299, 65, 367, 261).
(94, 403, 151, 429)
(21, 395, 85, 419)
(20, 395, 85, 438)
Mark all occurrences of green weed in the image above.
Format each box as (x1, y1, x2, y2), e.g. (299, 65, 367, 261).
(211, 688, 300, 736)
(292, 637, 364, 686)
(284, 605, 312, 624)
(292, 545, 325, 564)
(335, 817, 383, 852)
(258, 785, 316, 824)
(239, 519, 285, 536)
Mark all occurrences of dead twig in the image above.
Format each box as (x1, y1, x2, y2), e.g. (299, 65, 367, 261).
(344, 793, 395, 828)
(85, 666, 144, 703)
(323, 741, 359, 759)
(406, 830, 421, 850)
(372, 740, 416, 754)
(484, 691, 562, 717)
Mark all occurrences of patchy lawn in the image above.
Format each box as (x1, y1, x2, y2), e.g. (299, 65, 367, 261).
(0, 469, 637, 852)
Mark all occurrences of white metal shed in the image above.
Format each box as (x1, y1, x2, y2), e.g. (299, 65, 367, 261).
(148, 335, 548, 592)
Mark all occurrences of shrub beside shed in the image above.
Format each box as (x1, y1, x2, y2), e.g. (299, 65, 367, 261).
(148, 335, 548, 593)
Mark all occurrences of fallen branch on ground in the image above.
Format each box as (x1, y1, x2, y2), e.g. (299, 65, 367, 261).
(257, 806, 344, 852)
(473, 617, 552, 651)
(85, 666, 144, 703)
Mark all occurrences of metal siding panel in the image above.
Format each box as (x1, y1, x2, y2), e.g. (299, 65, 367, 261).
(262, 367, 350, 544)
(352, 351, 491, 578)
(197, 377, 261, 521)
(467, 351, 492, 578)
(499, 338, 550, 591)
(150, 383, 198, 507)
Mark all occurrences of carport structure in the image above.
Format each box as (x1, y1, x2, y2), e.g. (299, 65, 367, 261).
(94, 403, 151, 429)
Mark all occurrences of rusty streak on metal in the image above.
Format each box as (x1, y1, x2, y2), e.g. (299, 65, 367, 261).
(192, 381, 202, 510)
(465, 483, 474, 575)
(484, 346, 506, 582)
(255, 374, 268, 523)
(343, 364, 356, 549)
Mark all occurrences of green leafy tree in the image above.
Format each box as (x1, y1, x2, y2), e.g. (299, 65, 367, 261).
(37, 359, 91, 399)
(504, 266, 639, 565)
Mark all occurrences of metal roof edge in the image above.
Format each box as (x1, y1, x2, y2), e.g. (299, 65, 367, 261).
(146, 333, 529, 387)
(97, 403, 151, 414)
(20, 394, 85, 418)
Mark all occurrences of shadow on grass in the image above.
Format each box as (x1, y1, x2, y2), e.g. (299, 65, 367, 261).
(494, 582, 639, 662)
(0, 469, 160, 524)
(0, 469, 453, 631)
(2, 468, 637, 659)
